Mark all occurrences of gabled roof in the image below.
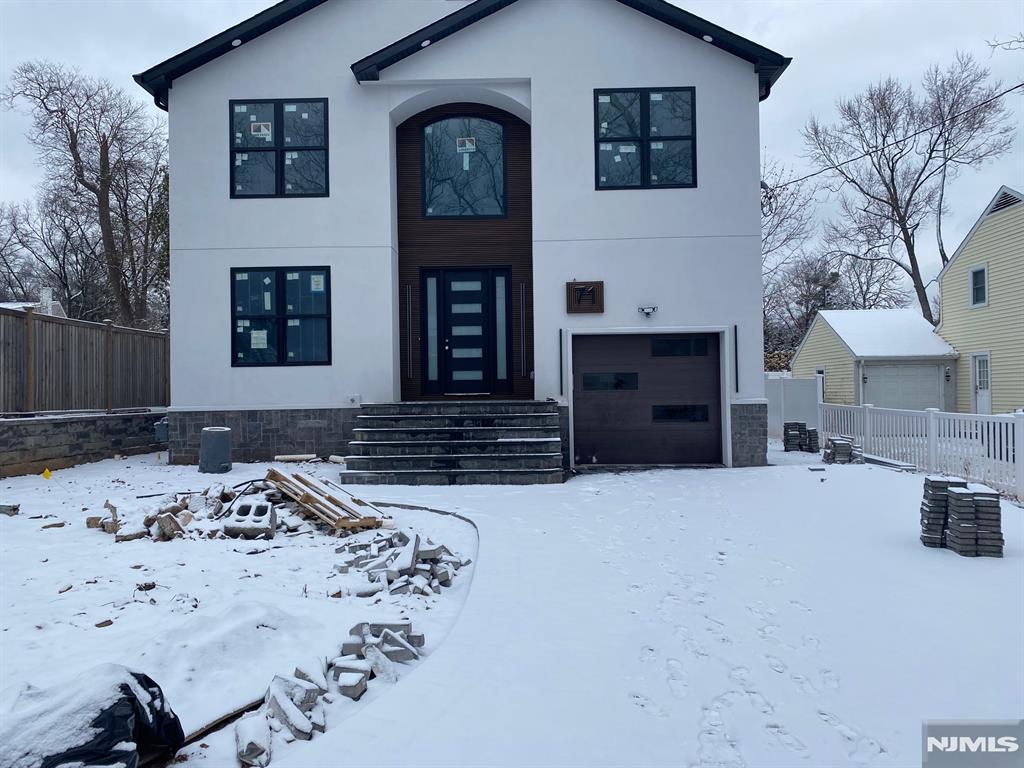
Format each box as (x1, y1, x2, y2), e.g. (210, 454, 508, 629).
(793, 309, 956, 363)
(135, 0, 791, 110)
(936, 184, 1024, 283)
(350, 0, 791, 100)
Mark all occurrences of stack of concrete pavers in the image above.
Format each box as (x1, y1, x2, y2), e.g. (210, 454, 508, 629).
(945, 487, 979, 557)
(805, 428, 820, 452)
(783, 422, 806, 452)
(920, 476, 966, 548)
(334, 530, 470, 598)
(224, 501, 277, 540)
(968, 484, 1004, 558)
(823, 437, 855, 464)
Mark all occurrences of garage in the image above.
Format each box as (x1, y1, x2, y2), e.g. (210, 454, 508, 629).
(572, 333, 722, 465)
(863, 363, 942, 410)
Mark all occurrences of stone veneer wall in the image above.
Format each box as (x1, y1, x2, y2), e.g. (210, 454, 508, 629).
(730, 402, 768, 467)
(0, 410, 167, 478)
(168, 408, 359, 464)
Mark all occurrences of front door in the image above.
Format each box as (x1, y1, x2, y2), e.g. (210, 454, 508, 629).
(972, 353, 992, 414)
(422, 268, 512, 396)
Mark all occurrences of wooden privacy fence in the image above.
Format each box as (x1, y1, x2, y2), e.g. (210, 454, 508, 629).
(0, 307, 169, 413)
(820, 402, 1024, 498)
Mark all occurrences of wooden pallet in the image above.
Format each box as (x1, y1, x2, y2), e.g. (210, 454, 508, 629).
(265, 469, 384, 530)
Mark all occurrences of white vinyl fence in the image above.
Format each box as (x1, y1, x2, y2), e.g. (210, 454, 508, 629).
(765, 374, 823, 439)
(820, 403, 1024, 498)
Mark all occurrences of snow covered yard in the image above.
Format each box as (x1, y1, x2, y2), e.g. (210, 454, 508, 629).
(2, 448, 1022, 767)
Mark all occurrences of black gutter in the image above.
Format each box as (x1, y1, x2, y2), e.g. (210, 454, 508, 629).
(133, 0, 328, 110)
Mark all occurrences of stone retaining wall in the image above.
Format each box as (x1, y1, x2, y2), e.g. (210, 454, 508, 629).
(168, 408, 358, 464)
(0, 410, 167, 478)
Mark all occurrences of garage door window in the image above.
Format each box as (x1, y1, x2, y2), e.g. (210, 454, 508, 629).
(652, 338, 707, 357)
(582, 372, 639, 390)
(653, 404, 709, 423)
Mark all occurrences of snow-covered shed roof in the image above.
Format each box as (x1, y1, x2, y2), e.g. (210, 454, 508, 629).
(814, 309, 956, 359)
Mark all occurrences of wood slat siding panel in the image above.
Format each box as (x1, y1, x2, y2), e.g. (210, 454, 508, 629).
(790, 319, 856, 404)
(0, 307, 168, 412)
(938, 204, 1024, 414)
(396, 103, 533, 400)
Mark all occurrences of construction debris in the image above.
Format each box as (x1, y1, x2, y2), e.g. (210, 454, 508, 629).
(273, 454, 318, 463)
(235, 711, 272, 767)
(822, 436, 861, 464)
(224, 502, 277, 540)
(0, 504, 19, 516)
(332, 528, 469, 598)
(265, 469, 384, 531)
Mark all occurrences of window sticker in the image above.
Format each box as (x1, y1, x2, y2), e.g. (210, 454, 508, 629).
(651, 142, 664, 150)
(302, 113, 308, 120)
(285, 104, 297, 112)
(651, 93, 663, 101)
(425, 125, 433, 135)
(236, 305, 243, 312)
(456, 137, 477, 153)
(263, 276, 272, 285)
(263, 291, 271, 311)
(286, 272, 299, 280)
(236, 273, 248, 280)
(619, 145, 636, 153)
(463, 153, 470, 171)
(235, 105, 247, 113)
(614, 156, 621, 163)
(310, 274, 325, 293)
(288, 319, 300, 326)
(598, 95, 611, 103)
(251, 122, 272, 139)
(286, 183, 293, 190)
(250, 330, 268, 349)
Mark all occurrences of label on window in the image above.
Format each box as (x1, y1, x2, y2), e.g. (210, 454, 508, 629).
(425, 126, 433, 135)
(285, 104, 297, 112)
(263, 276, 272, 285)
(236, 273, 248, 280)
(614, 156, 621, 163)
(302, 113, 308, 120)
(310, 274, 325, 293)
(251, 122, 272, 139)
(288, 319, 300, 326)
(651, 93, 663, 101)
(286, 272, 299, 280)
(235, 105, 247, 113)
(598, 95, 611, 103)
(651, 142, 664, 150)
(599, 143, 612, 151)
(263, 291, 271, 310)
(250, 330, 268, 350)
(236, 305, 243, 312)
(463, 153, 470, 171)
(456, 137, 476, 153)
(619, 145, 636, 153)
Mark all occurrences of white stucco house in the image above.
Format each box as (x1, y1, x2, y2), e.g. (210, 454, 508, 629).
(134, 0, 790, 482)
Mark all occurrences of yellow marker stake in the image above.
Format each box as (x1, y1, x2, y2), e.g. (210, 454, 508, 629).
(42, 468, 52, 479)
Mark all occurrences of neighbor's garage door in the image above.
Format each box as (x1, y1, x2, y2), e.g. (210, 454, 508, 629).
(572, 334, 722, 465)
(863, 363, 942, 410)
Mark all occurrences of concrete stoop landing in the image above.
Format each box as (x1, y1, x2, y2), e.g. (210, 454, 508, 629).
(340, 401, 565, 485)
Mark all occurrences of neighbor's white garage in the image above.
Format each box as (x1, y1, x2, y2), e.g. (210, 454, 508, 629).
(862, 362, 943, 410)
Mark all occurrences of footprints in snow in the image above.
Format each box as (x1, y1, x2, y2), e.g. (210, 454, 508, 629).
(818, 710, 887, 765)
(630, 692, 668, 717)
(666, 657, 688, 699)
(766, 723, 809, 757)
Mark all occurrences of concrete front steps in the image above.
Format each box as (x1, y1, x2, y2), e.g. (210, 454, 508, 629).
(341, 401, 565, 485)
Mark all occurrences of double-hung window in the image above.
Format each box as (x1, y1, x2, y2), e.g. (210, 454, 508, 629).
(232, 267, 331, 366)
(594, 88, 696, 189)
(970, 265, 988, 307)
(230, 99, 328, 198)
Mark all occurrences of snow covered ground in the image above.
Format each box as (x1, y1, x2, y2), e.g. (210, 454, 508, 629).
(1, 447, 1022, 767)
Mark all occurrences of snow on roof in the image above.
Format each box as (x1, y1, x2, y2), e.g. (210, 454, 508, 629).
(818, 309, 956, 359)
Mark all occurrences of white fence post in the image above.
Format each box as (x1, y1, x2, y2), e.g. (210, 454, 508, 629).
(862, 404, 873, 455)
(1015, 411, 1024, 500)
(926, 408, 939, 473)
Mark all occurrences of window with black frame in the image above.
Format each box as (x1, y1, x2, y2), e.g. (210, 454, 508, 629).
(230, 99, 328, 198)
(232, 267, 330, 366)
(423, 117, 505, 217)
(595, 88, 696, 189)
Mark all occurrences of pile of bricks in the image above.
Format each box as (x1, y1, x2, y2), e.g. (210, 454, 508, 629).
(783, 422, 820, 453)
(333, 530, 470, 599)
(822, 437, 858, 464)
(918, 478, 1004, 558)
(234, 621, 427, 766)
(919, 476, 965, 548)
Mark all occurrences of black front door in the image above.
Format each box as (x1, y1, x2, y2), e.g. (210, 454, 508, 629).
(422, 268, 511, 396)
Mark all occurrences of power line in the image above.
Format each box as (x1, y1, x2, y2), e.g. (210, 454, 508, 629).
(773, 81, 1024, 190)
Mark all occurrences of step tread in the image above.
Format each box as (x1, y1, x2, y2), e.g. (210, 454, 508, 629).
(357, 412, 559, 419)
(345, 452, 562, 461)
(340, 468, 564, 475)
(354, 426, 558, 432)
(348, 438, 561, 446)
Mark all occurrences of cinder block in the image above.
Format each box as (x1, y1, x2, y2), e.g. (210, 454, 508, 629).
(224, 502, 276, 540)
(334, 670, 369, 700)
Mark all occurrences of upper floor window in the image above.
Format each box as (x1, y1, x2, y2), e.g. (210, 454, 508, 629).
(230, 99, 328, 198)
(423, 117, 505, 217)
(594, 88, 696, 190)
(970, 265, 987, 307)
(232, 267, 330, 366)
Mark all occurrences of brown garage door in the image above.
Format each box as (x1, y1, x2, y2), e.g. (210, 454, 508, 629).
(572, 333, 722, 465)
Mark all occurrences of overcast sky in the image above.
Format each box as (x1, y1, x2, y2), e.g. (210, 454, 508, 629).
(0, 0, 1021, 290)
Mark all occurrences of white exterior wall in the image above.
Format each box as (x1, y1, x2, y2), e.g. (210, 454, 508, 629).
(167, 0, 766, 411)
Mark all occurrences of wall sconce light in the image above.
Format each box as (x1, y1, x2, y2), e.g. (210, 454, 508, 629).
(638, 306, 658, 318)
(944, 366, 952, 382)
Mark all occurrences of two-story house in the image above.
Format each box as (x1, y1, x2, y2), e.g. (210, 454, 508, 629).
(135, 0, 790, 483)
(936, 185, 1024, 415)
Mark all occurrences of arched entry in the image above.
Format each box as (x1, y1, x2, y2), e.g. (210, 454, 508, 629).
(396, 103, 533, 400)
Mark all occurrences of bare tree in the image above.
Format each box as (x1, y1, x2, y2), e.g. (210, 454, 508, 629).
(804, 53, 1014, 324)
(761, 155, 817, 313)
(2, 61, 168, 326)
(987, 34, 1024, 53)
(840, 255, 908, 310)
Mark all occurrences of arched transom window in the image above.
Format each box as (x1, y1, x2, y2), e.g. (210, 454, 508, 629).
(423, 117, 505, 217)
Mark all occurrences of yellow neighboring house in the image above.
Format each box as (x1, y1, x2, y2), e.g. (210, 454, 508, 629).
(936, 186, 1024, 415)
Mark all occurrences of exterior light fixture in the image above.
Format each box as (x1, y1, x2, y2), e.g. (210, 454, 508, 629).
(702, 34, 714, 42)
(421, 39, 431, 47)
(231, 39, 242, 47)
(638, 306, 658, 318)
